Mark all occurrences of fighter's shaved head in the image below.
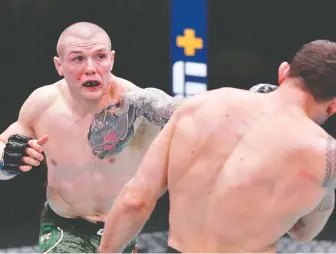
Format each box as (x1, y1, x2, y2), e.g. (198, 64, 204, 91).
(56, 22, 112, 58)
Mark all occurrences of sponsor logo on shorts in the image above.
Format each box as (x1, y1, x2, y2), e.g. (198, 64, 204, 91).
(40, 224, 57, 249)
(97, 228, 104, 236)
(41, 232, 52, 242)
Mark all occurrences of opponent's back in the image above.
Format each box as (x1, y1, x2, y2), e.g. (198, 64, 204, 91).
(167, 88, 327, 253)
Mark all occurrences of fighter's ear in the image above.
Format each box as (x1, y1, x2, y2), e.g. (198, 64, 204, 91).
(110, 50, 115, 72)
(278, 62, 290, 85)
(327, 98, 336, 116)
(53, 56, 63, 76)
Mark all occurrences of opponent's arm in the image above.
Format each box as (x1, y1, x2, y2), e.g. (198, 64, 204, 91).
(98, 108, 180, 253)
(288, 136, 336, 242)
(288, 191, 335, 243)
(0, 87, 49, 180)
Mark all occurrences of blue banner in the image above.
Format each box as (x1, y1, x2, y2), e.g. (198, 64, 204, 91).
(170, 0, 208, 98)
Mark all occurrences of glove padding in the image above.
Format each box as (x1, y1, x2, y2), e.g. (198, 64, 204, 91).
(249, 83, 278, 93)
(1, 134, 32, 175)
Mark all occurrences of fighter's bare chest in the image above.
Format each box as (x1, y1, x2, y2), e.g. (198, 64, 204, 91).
(35, 109, 151, 161)
(36, 85, 172, 161)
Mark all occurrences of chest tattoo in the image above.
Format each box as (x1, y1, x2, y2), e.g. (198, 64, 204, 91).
(87, 88, 179, 159)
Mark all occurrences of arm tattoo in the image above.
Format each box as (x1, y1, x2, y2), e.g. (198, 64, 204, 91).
(88, 87, 180, 159)
(322, 136, 336, 188)
(317, 192, 335, 211)
(123, 87, 179, 126)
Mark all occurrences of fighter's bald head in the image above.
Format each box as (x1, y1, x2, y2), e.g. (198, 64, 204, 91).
(56, 22, 112, 58)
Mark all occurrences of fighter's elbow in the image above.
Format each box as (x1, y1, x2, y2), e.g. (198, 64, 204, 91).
(119, 190, 153, 214)
(288, 230, 316, 243)
(121, 196, 147, 211)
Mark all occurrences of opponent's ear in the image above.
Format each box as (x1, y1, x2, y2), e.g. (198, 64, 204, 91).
(278, 62, 290, 85)
(327, 98, 336, 116)
(110, 50, 115, 72)
(53, 56, 63, 76)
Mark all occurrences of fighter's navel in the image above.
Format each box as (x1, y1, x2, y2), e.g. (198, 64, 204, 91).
(93, 171, 104, 181)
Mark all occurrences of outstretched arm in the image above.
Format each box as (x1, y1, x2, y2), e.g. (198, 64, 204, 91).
(98, 108, 180, 253)
(123, 83, 277, 127)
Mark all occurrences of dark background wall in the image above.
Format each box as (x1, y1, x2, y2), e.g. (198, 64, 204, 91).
(0, 0, 336, 248)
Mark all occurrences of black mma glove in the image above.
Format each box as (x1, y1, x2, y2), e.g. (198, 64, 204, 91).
(0, 134, 32, 176)
(249, 83, 279, 93)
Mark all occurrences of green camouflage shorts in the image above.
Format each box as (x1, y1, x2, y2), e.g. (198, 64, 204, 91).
(39, 203, 137, 253)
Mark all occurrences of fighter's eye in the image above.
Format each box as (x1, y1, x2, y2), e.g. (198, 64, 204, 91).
(73, 56, 84, 62)
(97, 54, 106, 60)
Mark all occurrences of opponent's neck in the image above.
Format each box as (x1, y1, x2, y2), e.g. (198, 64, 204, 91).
(271, 80, 328, 125)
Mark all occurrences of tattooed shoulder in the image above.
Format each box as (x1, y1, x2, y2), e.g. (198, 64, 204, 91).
(87, 87, 180, 159)
(322, 135, 336, 188)
(123, 87, 180, 126)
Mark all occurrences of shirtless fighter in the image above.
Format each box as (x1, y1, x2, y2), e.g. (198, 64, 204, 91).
(0, 22, 179, 253)
(99, 40, 336, 253)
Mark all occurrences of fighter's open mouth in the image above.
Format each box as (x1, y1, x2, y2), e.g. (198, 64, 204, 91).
(82, 81, 101, 87)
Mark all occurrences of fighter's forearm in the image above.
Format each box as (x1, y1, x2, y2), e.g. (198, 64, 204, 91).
(288, 191, 334, 242)
(99, 189, 155, 253)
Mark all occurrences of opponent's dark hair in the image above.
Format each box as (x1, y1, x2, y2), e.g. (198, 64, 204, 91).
(289, 40, 336, 102)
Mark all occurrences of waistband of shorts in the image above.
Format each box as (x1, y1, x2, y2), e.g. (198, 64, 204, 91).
(45, 202, 104, 231)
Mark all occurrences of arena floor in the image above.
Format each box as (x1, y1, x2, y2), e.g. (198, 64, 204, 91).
(1, 232, 336, 253)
